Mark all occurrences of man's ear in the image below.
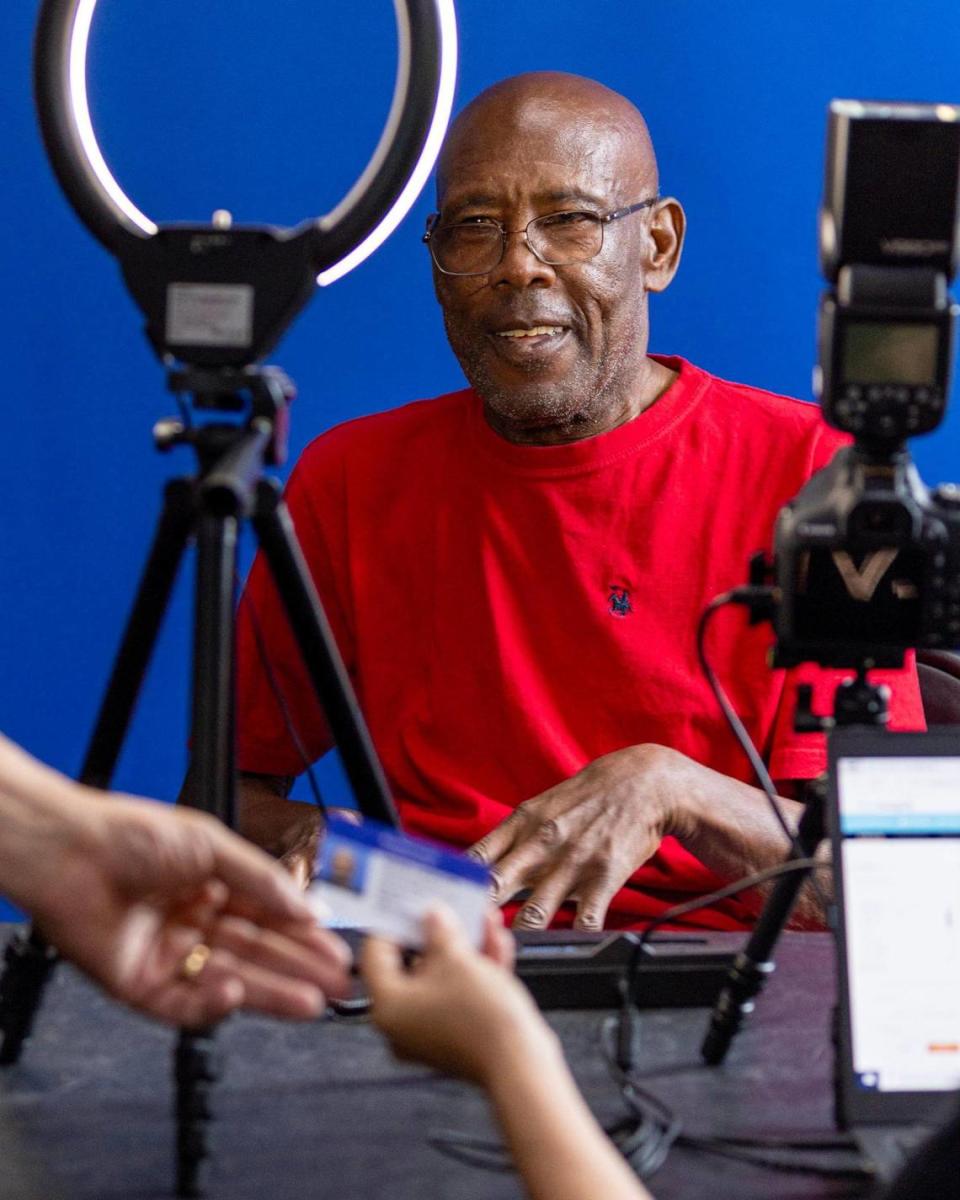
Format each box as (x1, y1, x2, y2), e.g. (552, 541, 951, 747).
(644, 197, 685, 293)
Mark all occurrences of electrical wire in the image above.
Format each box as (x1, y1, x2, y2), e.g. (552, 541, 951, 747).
(696, 589, 828, 909)
(431, 858, 840, 1181)
(237, 571, 327, 816)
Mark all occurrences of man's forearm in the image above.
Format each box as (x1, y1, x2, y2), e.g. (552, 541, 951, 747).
(659, 749, 829, 925)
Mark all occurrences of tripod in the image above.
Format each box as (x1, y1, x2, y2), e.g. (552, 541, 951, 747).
(701, 664, 889, 1066)
(0, 363, 397, 1195)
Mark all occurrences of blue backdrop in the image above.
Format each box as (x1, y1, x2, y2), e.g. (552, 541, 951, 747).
(2, 2, 960, 887)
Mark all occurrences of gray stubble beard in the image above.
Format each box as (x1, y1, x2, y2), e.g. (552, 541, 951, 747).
(446, 310, 647, 436)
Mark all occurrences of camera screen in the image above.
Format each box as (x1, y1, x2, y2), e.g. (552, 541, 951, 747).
(843, 321, 938, 385)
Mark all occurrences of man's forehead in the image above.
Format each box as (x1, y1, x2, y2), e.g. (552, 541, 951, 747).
(436, 76, 656, 207)
(438, 125, 642, 211)
(439, 158, 618, 214)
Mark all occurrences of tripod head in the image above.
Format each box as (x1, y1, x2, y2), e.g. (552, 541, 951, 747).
(794, 664, 892, 733)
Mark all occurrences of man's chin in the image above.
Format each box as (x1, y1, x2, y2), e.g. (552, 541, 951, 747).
(479, 387, 586, 438)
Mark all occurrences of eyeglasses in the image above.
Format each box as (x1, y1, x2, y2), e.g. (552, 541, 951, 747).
(423, 197, 659, 277)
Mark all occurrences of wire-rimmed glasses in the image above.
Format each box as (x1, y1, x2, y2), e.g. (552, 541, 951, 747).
(423, 196, 659, 276)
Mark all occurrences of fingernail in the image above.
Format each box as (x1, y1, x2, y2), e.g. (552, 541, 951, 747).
(517, 905, 546, 929)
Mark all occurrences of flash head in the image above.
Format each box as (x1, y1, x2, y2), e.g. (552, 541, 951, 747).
(820, 99, 960, 282)
(815, 100, 960, 447)
(34, 0, 457, 366)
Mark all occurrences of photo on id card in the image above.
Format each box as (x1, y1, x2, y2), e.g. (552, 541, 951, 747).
(308, 814, 491, 948)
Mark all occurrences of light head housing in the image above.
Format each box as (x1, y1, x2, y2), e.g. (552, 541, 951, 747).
(34, 0, 458, 366)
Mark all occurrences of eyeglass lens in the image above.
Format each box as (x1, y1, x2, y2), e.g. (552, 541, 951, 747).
(432, 211, 603, 275)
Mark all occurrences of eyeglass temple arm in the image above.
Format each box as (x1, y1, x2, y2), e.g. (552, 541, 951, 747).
(604, 196, 660, 224)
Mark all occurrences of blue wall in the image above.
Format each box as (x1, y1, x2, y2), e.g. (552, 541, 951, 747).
(3, 1, 960, 848)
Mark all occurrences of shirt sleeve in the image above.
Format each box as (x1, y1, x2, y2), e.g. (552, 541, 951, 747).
(235, 439, 356, 776)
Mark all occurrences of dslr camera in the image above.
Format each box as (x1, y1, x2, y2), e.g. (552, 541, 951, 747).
(768, 99, 960, 670)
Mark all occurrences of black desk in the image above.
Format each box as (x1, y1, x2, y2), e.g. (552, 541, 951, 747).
(0, 929, 875, 1200)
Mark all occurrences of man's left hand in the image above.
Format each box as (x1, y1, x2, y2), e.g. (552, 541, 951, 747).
(469, 745, 678, 931)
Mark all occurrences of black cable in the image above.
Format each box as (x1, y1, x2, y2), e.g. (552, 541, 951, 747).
(601, 994, 872, 1181)
(696, 590, 827, 909)
(676, 1130, 873, 1180)
(432, 667, 835, 1180)
(237, 570, 327, 815)
(616, 856, 828, 1068)
(430, 864, 828, 1179)
(636, 856, 824, 957)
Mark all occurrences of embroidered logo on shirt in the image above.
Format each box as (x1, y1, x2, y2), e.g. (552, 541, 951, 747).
(608, 586, 632, 617)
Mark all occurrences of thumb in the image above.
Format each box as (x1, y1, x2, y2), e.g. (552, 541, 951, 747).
(360, 935, 404, 999)
(421, 903, 470, 957)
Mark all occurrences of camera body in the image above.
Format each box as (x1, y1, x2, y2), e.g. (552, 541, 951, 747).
(771, 100, 960, 669)
(772, 446, 960, 667)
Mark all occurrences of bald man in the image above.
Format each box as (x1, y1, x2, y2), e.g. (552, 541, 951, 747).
(233, 73, 923, 931)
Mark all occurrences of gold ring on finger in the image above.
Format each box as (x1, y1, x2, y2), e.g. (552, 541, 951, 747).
(179, 942, 212, 983)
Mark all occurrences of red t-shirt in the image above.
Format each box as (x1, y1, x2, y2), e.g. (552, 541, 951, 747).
(235, 356, 924, 928)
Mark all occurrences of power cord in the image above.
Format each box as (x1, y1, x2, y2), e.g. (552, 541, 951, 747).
(696, 588, 827, 911)
(238, 571, 328, 816)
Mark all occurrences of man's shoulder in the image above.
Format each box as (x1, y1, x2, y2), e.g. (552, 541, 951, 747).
(680, 357, 823, 424)
(668, 356, 847, 458)
(296, 387, 474, 474)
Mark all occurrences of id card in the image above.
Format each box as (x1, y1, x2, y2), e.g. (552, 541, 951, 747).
(307, 815, 491, 948)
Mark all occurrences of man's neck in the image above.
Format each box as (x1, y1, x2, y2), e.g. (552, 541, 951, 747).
(483, 357, 677, 446)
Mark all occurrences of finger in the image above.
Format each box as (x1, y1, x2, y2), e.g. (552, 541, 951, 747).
(201, 820, 321, 921)
(360, 935, 406, 1001)
(572, 875, 618, 932)
(481, 909, 515, 971)
(511, 861, 581, 931)
(487, 840, 552, 905)
(132, 967, 244, 1028)
(170, 880, 230, 929)
(325, 806, 363, 826)
(421, 903, 472, 959)
(468, 809, 526, 867)
(213, 951, 326, 1020)
(209, 916, 352, 999)
(278, 849, 313, 892)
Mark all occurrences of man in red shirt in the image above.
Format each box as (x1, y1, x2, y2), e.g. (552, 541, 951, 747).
(234, 72, 923, 931)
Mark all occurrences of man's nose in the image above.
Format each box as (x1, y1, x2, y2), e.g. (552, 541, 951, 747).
(488, 230, 556, 288)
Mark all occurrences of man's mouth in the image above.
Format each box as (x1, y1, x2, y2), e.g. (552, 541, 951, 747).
(484, 323, 571, 370)
(495, 325, 566, 339)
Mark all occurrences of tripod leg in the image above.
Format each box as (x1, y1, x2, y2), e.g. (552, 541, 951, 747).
(0, 480, 194, 1068)
(174, 1026, 219, 1198)
(82, 478, 196, 788)
(0, 931, 58, 1066)
(251, 480, 398, 827)
(189, 512, 239, 827)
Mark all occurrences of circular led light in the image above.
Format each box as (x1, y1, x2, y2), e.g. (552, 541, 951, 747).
(34, 0, 457, 281)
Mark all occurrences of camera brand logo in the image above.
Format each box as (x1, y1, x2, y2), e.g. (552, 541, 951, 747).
(831, 547, 900, 602)
(880, 237, 949, 258)
(189, 233, 233, 255)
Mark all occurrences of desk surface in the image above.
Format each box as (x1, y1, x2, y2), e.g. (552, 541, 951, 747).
(0, 929, 877, 1200)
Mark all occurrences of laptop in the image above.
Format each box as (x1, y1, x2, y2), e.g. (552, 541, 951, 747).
(828, 727, 960, 1181)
